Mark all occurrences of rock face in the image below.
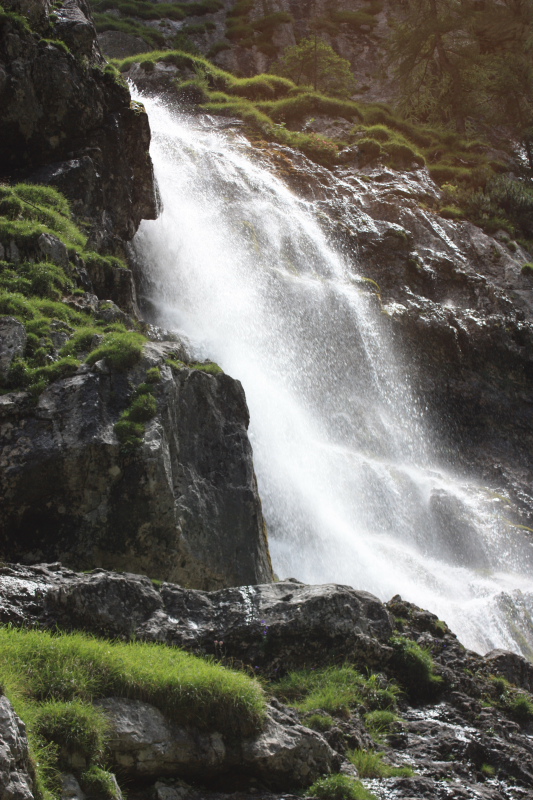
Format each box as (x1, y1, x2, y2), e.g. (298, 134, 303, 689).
(0, 318, 26, 381)
(0, 0, 157, 251)
(0, 694, 37, 800)
(0, 346, 272, 589)
(0, 564, 389, 668)
(96, 697, 337, 789)
(1, 564, 533, 799)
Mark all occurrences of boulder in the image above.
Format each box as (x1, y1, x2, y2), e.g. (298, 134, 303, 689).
(0, 350, 273, 590)
(484, 649, 533, 694)
(96, 697, 337, 789)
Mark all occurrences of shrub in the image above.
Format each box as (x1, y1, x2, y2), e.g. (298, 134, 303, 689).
(522, 262, 533, 274)
(358, 138, 382, 162)
(308, 774, 377, 800)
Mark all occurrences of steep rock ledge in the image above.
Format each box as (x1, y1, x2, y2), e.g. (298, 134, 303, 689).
(0, 345, 272, 588)
(0, 0, 157, 252)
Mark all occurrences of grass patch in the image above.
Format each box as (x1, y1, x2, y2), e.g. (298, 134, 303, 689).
(308, 774, 377, 800)
(0, 184, 86, 248)
(33, 701, 109, 768)
(349, 749, 415, 778)
(0, 627, 266, 735)
(271, 666, 399, 716)
(81, 767, 120, 800)
(85, 330, 145, 370)
(303, 713, 335, 732)
(389, 635, 444, 702)
(364, 709, 402, 738)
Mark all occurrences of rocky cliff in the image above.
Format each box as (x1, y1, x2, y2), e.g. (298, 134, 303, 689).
(0, 0, 273, 588)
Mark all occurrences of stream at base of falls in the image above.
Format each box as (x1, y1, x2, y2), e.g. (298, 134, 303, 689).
(133, 93, 533, 659)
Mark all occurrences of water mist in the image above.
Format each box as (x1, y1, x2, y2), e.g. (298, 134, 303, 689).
(133, 94, 533, 658)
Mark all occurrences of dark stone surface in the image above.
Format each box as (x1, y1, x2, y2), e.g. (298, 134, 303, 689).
(0, 0, 157, 251)
(0, 345, 273, 589)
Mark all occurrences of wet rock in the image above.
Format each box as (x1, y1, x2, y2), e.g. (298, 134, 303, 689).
(0, 694, 37, 800)
(484, 650, 533, 694)
(0, 318, 27, 381)
(0, 350, 272, 590)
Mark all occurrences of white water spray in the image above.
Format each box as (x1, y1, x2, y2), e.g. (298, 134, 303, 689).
(134, 95, 533, 658)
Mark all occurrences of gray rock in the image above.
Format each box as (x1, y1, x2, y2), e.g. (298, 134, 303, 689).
(37, 233, 69, 270)
(61, 774, 86, 800)
(484, 649, 533, 693)
(0, 694, 37, 800)
(0, 348, 272, 590)
(96, 697, 336, 789)
(0, 318, 27, 380)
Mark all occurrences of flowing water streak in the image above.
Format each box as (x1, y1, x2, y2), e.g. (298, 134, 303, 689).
(134, 94, 533, 658)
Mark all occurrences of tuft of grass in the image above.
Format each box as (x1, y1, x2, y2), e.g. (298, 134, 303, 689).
(0, 184, 86, 248)
(308, 774, 378, 800)
(271, 666, 399, 716)
(81, 767, 121, 800)
(0, 627, 266, 736)
(85, 331, 145, 371)
(481, 763, 496, 778)
(33, 701, 109, 767)
(303, 713, 335, 732)
(190, 361, 223, 375)
(349, 749, 415, 778)
(389, 635, 443, 702)
(126, 392, 157, 422)
(364, 709, 401, 738)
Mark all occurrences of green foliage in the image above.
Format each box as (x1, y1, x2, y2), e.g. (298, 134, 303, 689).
(190, 361, 223, 375)
(349, 749, 415, 778)
(308, 774, 378, 800)
(271, 666, 399, 716)
(0, 184, 85, 248)
(81, 767, 120, 800)
(522, 262, 533, 273)
(364, 709, 401, 738)
(303, 713, 335, 732)
(85, 331, 145, 370)
(126, 392, 157, 422)
(502, 692, 533, 722)
(481, 763, 496, 778)
(60, 327, 101, 357)
(0, 627, 266, 735)
(33, 701, 109, 767)
(271, 37, 356, 97)
(146, 366, 162, 383)
(225, 0, 293, 53)
(389, 635, 443, 702)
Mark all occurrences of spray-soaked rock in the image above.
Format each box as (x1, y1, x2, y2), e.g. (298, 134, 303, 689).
(0, 694, 37, 800)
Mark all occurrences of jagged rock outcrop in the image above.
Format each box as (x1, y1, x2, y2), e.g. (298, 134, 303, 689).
(1, 563, 533, 799)
(0, 344, 272, 588)
(0, 694, 36, 800)
(0, 0, 157, 251)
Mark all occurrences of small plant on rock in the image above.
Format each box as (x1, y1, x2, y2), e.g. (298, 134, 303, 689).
(308, 773, 378, 800)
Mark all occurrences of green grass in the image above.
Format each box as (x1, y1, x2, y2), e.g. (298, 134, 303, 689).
(81, 767, 121, 800)
(0, 627, 266, 800)
(349, 749, 415, 778)
(303, 713, 335, 732)
(85, 330, 145, 370)
(271, 666, 400, 716)
(364, 709, 402, 738)
(308, 774, 377, 800)
(0, 184, 86, 248)
(33, 701, 109, 768)
(389, 636, 444, 702)
(0, 627, 267, 735)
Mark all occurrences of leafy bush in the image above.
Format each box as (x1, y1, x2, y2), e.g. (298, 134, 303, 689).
(308, 774, 377, 800)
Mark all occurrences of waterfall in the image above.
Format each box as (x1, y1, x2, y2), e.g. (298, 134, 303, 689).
(133, 94, 533, 659)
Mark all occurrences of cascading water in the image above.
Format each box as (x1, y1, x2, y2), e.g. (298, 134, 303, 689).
(133, 93, 533, 659)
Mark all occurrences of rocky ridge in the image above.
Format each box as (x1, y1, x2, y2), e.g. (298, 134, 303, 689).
(0, 562, 532, 800)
